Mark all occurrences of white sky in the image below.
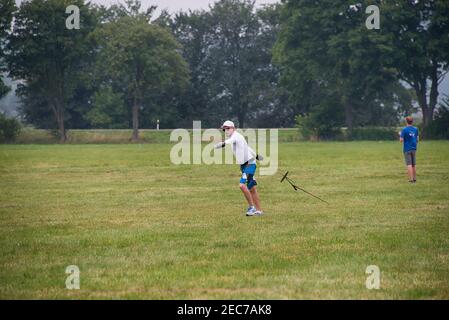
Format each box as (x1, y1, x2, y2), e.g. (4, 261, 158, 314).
(97, 0, 280, 16)
(16, 0, 280, 15)
(91, 0, 279, 12)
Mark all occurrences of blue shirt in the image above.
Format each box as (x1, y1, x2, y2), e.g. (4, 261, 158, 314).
(400, 126, 418, 152)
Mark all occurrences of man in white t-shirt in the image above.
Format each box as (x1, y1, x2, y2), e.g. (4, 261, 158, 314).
(215, 120, 263, 216)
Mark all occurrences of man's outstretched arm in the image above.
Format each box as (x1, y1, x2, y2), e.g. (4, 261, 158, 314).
(214, 142, 225, 149)
(215, 134, 236, 149)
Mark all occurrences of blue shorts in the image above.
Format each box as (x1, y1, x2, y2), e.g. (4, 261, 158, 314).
(240, 163, 257, 190)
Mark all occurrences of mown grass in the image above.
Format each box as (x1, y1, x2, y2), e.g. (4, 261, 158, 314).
(0, 141, 448, 299)
(14, 128, 302, 144)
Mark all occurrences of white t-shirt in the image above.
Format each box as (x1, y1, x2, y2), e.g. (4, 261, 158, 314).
(224, 131, 256, 165)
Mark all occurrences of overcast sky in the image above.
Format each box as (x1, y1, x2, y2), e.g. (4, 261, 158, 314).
(16, 0, 280, 15)
(91, 0, 279, 12)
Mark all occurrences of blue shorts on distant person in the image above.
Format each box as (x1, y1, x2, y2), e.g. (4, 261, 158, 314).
(240, 163, 257, 190)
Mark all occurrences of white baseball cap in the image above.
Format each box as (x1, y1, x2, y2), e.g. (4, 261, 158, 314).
(221, 120, 235, 128)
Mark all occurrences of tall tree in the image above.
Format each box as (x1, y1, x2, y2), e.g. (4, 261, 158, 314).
(157, 1, 292, 128)
(92, 3, 189, 140)
(168, 9, 214, 127)
(207, 0, 270, 128)
(0, 0, 15, 99)
(382, 0, 449, 134)
(5, 0, 97, 142)
(253, 3, 296, 127)
(274, 0, 412, 130)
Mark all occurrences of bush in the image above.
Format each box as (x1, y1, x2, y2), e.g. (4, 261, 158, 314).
(295, 118, 399, 141)
(295, 99, 344, 140)
(295, 115, 313, 140)
(0, 113, 21, 143)
(424, 100, 449, 139)
(346, 127, 398, 141)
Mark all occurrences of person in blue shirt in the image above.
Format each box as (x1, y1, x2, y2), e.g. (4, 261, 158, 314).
(399, 116, 419, 183)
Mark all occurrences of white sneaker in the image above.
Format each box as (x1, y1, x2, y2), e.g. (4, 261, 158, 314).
(255, 210, 263, 216)
(246, 206, 256, 216)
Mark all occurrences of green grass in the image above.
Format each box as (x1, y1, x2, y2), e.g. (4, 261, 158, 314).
(0, 141, 448, 299)
(14, 128, 302, 144)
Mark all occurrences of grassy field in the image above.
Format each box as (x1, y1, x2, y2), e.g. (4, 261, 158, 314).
(14, 128, 304, 144)
(0, 141, 448, 299)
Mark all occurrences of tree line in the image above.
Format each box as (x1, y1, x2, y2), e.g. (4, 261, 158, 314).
(0, 0, 448, 142)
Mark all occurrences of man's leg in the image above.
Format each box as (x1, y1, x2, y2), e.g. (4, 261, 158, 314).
(412, 151, 417, 181)
(240, 183, 254, 207)
(407, 165, 413, 181)
(404, 152, 414, 182)
(249, 186, 262, 211)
